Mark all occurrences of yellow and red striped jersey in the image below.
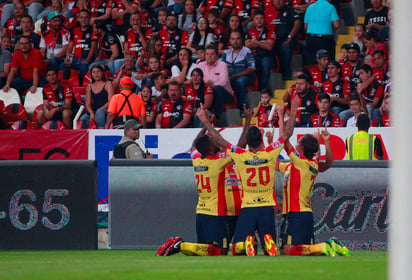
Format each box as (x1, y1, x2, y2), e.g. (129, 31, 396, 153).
(279, 146, 319, 214)
(226, 138, 285, 208)
(191, 149, 233, 216)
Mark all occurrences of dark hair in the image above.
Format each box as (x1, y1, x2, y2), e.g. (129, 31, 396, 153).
(205, 44, 218, 54)
(341, 43, 350, 50)
(21, 15, 33, 23)
(328, 60, 342, 77)
(158, 7, 168, 15)
(90, 64, 107, 83)
(296, 74, 311, 83)
(79, 9, 91, 17)
(299, 134, 319, 159)
(246, 126, 262, 148)
(45, 67, 58, 74)
(356, 23, 366, 31)
(168, 80, 181, 89)
(192, 17, 214, 50)
(191, 68, 204, 79)
(358, 64, 372, 74)
(208, 7, 219, 17)
(151, 72, 163, 82)
(19, 35, 31, 42)
(95, 20, 107, 31)
(195, 135, 212, 156)
(166, 13, 178, 20)
(356, 113, 370, 131)
(254, 9, 265, 17)
(177, 47, 193, 69)
(260, 88, 272, 97)
(364, 30, 380, 42)
(372, 48, 385, 57)
(318, 93, 330, 102)
(350, 96, 361, 103)
(222, 14, 244, 46)
(181, 0, 196, 28)
(294, 68, 313, 84)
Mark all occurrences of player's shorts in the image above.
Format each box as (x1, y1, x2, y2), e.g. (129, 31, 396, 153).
(232, 206, 276, 244)
(196, 214, 238, 249)
(280, 211, 314, 247)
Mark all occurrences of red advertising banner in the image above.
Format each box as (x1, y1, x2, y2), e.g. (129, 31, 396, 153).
(0, 130, 88, 160)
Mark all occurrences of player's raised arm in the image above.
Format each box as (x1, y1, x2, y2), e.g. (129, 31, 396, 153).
(237, 104, 253, 148)
(197, 104, 230, 150)
(319, 128, 334, 172)
(281, 95, 299, 142)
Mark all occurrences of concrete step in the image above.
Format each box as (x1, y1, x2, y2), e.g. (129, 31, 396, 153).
(269, 72, 283, 91)
(221, 108, 242, 127)
(247, 90, 260, 108)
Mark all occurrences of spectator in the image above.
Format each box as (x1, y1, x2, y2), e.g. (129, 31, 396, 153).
(372, 49, 390, 87)
(285, 74, 319, 127)
(345, 114, 383, 160)
(137, 35, 165, 72)
(309, 49, 329, 91)
(364, 30, 388, 66)
(198, 0, 232, 19)
(364, 0, 389, 32)
(321, 60, 351, 116)
(37, 68, 73, 129)
(153, 7, 168, 33)
(112, 55, 137, 92)
(310, 93, 341, 127)
(346, 96, 363, 128)
(207, 8, 225, 42)
(64, 9, 98, 84)
(218, 14, 243, 55)
(155, 81, 193, 128)
(80, 65, 114, 128)
(245, 10, 276, 90)
(372, 94, 390, 127)
(90, 20, 123, 75)
(304, 0, 340, 65)
(111, 0, 139, 37)
(140, 85, 157, 128)
(171, 48, 199, 85)
(198, 45, 233, 126)
(14, 15, 41, 50)
(272, 0, 301, 81)
(184, 68, 214, 127)
(139, 1, 157, 30)
(3, 35, 46, 96)
(253, 89, 278, 128)
(159, 13, 189, 67)
(232, 0, 260, 29)
(341, 43, 363, 94)
(221, 30, 255, 115)
(0, 38, 12, 88)
(357, 64, 384, 120)
(39, 0, 70, 32)
(186, 16, 215, 56)
(352, 24, 366, 59)
(112, 119, 153, 159)
(1, 0, 44, 29)
(105, 76, 147, 129)
(123, 13, 151, 61)
(150, 72, 167, 104)
(139, 56, 168, 88)
(1, 1, 25, 45)
(178, 0, 201, 34)
(85, 0, 112, 26)
(1, 34, 12, 52)
(40, 11, 70, 70)
(338, 43, 350, 66)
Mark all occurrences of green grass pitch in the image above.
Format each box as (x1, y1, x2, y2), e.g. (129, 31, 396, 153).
(0, 250, 387, 280)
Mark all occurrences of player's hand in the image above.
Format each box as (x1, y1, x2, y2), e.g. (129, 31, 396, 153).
(243, 104, 253, 120)
(313, 129, 321, 142)
(265, 128, 274, 144)
(321, 128, 330, 142)
(196, 103, 208, 122)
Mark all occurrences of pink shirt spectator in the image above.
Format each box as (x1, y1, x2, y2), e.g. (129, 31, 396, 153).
(198, 60, 233, 95)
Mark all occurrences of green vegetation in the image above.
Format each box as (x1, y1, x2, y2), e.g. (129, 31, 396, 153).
(0, 250, 387, 280)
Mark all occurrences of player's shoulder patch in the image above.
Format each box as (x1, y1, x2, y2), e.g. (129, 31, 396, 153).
(271, 140, 282, 149)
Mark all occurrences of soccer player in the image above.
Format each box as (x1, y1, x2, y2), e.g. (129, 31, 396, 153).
(156, 108, 252, 256)
(197, 96, 300, 256)
(276, 106, 350, 256)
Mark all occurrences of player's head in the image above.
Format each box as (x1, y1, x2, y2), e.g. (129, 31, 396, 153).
(195, 135, 217, 156)
(297, 134, 319, 159)
(356, 113, 370, 131)
(246, 126, 263, 149)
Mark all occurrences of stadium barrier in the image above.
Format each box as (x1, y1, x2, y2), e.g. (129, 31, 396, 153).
(0, 160, 98, 249)
(109, 160, 388, 250)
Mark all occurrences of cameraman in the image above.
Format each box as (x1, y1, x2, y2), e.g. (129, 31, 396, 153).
(113, 119, 153, 159)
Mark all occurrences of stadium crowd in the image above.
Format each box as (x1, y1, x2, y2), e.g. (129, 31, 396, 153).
(0, 0, 391, 130)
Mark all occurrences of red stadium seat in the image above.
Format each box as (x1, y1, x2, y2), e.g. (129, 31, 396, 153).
(41, 120, 66, 130)
(222, 93, 237, 111)
(10, 120, 35, 130)
(72, 87, 86, 104)
(58, 69, 80, 88)
(31, 104, 43, 125)
(4, 103, 28, 122)
(247, 74, 259, 91)
(75, 119, 97, 129)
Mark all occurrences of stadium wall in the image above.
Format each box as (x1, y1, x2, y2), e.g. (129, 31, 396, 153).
(109, 160, 388, 251)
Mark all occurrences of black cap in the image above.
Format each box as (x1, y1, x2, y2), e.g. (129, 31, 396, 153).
(347, 43, 360, 53)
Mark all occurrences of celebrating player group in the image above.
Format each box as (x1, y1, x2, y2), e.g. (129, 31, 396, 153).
(156, 96, 350, 257)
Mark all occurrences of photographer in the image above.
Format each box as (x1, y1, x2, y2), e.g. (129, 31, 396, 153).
(113, 119, 153, 159)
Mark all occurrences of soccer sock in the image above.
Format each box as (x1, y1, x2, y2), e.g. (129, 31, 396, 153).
(231, 242, 246, 256)
(179, 242, 222, 256)
(288, 243, 324, 256)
